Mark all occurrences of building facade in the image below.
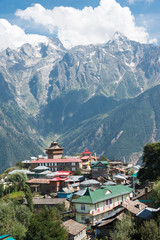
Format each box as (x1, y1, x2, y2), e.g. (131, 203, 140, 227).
(72, 185, 133, 226)
(45, 141, 64, 159)
(29, 158, 82, 172)
(91, 161, 108, 179)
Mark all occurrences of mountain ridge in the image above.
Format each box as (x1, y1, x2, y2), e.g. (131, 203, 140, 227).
(0, 33, 160, 170)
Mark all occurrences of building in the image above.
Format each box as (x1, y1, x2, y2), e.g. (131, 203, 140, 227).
(108, 160, 124, 169)
(79, 179, 101, 189)
(26, 171, 73, 193)
(63, 219, 87, 240)
(24, 197, 70, 210)
(26, 178, 53, 194)
(72, 185, 133, 226)
(80, 149, 99, 169)
(91, 161, 108, 179)
(29, 157, 82, 172)
(45, 140, 64, 159)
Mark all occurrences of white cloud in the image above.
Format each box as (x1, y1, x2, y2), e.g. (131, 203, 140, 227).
(15, 0, 153, 49)
(0, 19, 48, 51)
(128, 0, 154, 4)
(128, 0, 135, 4)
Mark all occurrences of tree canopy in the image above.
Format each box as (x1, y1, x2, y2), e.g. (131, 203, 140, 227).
(109, 214, 135, 240)
(7, 172, 28, 191)
(138, 142, 160, 182)
(25, 207, 68, 240)
(0, 201, 32, 240)
(140, 218, 160, 240)
(152, 180, 160, 206)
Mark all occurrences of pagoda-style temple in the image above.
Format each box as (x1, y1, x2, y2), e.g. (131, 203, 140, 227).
(45, 141, 64, 159)
(82, 149, 92, 157)
(80, 149, 100, 169)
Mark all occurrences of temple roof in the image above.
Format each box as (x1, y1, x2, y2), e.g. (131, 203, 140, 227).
(82, 148, 92, 155)
(45, 140, 64, 151)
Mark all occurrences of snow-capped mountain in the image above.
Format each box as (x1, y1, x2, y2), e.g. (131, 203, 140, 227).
(0, 33, 160, 170)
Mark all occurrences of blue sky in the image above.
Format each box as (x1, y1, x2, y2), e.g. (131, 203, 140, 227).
(0, 0, 159, 50)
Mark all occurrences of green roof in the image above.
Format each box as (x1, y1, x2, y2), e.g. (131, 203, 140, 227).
(73, 185, 133, 204)
(91, 161, 108, 168)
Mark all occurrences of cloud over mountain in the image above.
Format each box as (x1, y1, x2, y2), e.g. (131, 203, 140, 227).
(0, 19, 48, 51)
(16, 0, 152, 48)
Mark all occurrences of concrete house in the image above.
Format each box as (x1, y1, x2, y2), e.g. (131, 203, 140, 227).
(72, 185, 133, 226)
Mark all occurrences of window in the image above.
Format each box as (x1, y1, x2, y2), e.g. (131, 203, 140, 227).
(81, 204, 85, 211)
(72, 167, 76, 171)
(81, 215, 85, 222)
(71, 162, 76, 166)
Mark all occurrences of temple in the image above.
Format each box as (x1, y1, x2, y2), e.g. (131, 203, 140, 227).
(45, 141, 64, 159)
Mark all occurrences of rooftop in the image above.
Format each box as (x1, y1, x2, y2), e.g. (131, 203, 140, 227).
(73, 185, 133, 204)
(82, 149, 92, 155)
(26, 178, 50, 184)
(80, 179, 100, 187)
(34, 166, 49, 171)
(91, 161, 108, 168)
(8, 169, 32, 175)
(122, 199, 147, 215)
(24, 198, 67, 205)
(31, 158, 81, 164)
(63, 219, 86, 236)
(45, 141, 64, 151)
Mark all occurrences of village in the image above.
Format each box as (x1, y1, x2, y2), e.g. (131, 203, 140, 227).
(0, 140, 159, 240)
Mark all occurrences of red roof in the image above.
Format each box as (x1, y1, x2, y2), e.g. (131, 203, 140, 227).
(54, 171, 72, 176)
(81, 156, 90, 160)
(50, 177, 68, 182)
(82, 149, 92, 155)
(31, 157, 81, 164)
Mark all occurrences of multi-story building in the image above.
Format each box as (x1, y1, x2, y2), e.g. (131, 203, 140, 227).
(29, 140, 82, 172)
(29, 157, 82, 172)
(72, 185, 133, 226)
(91, 161, 108, 179)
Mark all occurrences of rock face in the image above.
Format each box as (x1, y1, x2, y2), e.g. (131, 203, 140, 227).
(0, 33, 160, 169)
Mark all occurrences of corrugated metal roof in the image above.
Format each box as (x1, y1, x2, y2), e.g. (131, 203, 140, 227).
(80, 179, 100, 186)
(8, 169, 31, 175)
(34, 166, 49, 170)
